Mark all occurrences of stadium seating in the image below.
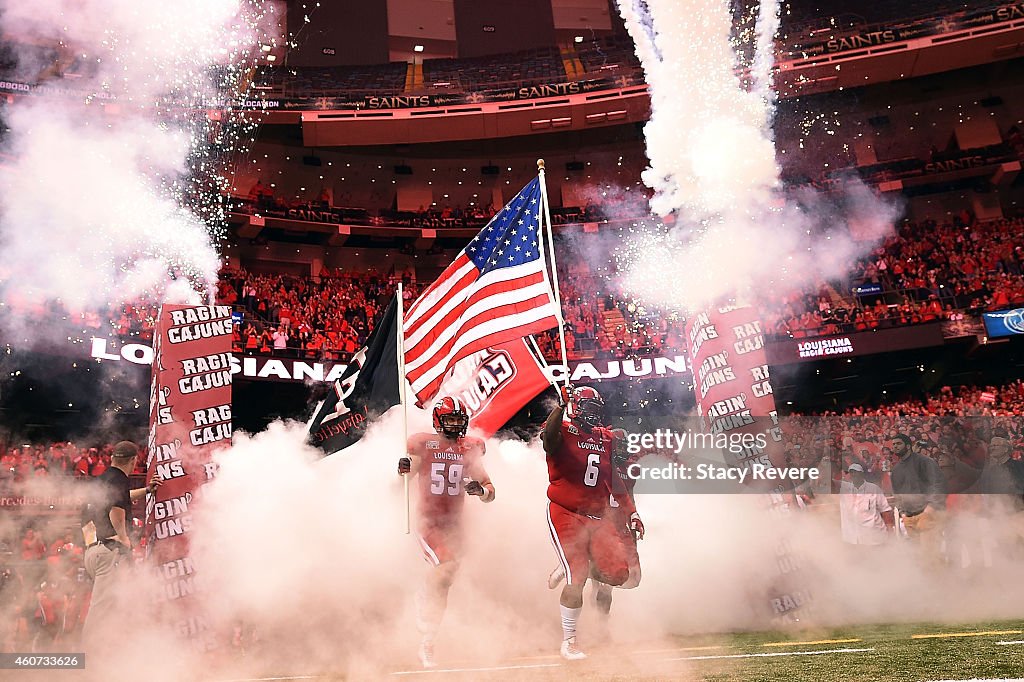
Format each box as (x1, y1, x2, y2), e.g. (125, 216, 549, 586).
(262, 62, 409, 97)
(82, 208, 1023, 361)
(422, 46, 566, 91)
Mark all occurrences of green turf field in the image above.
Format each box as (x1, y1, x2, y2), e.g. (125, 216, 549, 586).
(375, 619, 1024, 680)
(681, 620, 1024, 682)
(224, 620, 1024, 680)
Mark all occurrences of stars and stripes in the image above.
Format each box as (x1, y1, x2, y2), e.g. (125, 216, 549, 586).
(404, 177, 560, 404)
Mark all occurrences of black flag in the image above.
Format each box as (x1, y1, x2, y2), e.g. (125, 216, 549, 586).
(307, 295, 401, 455)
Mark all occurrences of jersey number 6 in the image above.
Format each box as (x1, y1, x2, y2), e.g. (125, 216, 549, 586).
(584, 453, 600, 487)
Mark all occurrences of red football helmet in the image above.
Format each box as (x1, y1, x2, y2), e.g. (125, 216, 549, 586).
(432, 396, 469, 438)
(567, 386, 605, 431)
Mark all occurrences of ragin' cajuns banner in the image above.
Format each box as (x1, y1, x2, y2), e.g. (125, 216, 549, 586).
(685, 305, 812, 625)
(438, 338, 552, 437)
(144, 304, 233, 651)
(686, 306, 783, 473)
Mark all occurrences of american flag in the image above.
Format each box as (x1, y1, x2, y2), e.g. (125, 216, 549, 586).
(404, 177, 560, 403)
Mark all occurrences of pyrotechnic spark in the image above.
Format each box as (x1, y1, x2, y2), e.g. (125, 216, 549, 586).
(0, 0, 280, 343)
(613, 0, 897, 314)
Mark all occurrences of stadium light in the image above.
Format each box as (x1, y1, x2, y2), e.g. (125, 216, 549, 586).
(414, 45, 424, 52)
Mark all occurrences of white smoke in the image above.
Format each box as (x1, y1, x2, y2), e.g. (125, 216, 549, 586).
(130, 413, 1024, 677)
(0, 110, 221, 310)
(0, 0, 260, 334)
(615, 0, 899, 312)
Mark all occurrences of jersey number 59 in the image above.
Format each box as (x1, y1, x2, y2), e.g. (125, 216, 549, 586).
(430, 462, 463, 495)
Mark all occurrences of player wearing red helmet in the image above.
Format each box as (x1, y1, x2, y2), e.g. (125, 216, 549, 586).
(398, 396, 494, 668)
(547, 426, 644, 632)
(542, 385, 643, 661)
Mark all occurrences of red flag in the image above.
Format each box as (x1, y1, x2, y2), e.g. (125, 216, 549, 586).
(438, 338, 551, 437)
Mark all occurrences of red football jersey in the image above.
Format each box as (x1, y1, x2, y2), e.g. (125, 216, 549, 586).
(608, 460, 638, 521)
(408, 432, 486, 520)
(546, 415, 619, 517)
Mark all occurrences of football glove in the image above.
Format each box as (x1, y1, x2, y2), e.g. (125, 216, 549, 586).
(629, 512, 645, 541)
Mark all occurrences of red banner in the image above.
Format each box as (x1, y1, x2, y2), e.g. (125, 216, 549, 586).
(439, 339, 551, 437)
(686, 305, 814, 624)
(144, 304, 233, 651)
(685, 305, 784, 473)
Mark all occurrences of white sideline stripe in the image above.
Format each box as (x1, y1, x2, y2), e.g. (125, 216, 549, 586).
(391, 663, 562, 676)
(997, 640, 1024, 645)
(665, 647, 875, 662)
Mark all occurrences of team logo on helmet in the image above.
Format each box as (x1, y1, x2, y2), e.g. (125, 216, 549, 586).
(433, 396, 469, 438)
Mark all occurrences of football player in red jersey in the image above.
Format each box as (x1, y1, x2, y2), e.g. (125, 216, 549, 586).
(398, 396, 494, 668)
(547, 426, 644, 635)
(542, 385, 643, 660)
(592, 428, 642, 621)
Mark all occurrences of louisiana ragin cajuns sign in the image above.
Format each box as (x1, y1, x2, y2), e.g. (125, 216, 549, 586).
(144, 304, 232, 651)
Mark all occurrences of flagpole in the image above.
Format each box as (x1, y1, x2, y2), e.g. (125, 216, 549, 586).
(537, 159, 570, 387)
(397, 282, 410, 535)
(527, 334, 562, 391)
(526, 334, 550, 369)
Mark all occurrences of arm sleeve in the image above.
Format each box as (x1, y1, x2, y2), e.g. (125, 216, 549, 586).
(406, 434, 423, 456)
(541, 406, 565, 455)
(117, 480, 131, 513)
(610, 469, 637, 517)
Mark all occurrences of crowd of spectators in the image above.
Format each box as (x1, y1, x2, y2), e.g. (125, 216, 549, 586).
(1, 442, 145, 483)
(216, 267, 424, 360)
(761, 215, 1024, 338)
(531, 265, 687, 361)
(784, 381, 1024, 496)
(0, 525, 91, 652)
(84, 209, 1024, 361)
(0, 440, 149, 652)
(203, 259, 685, 364)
